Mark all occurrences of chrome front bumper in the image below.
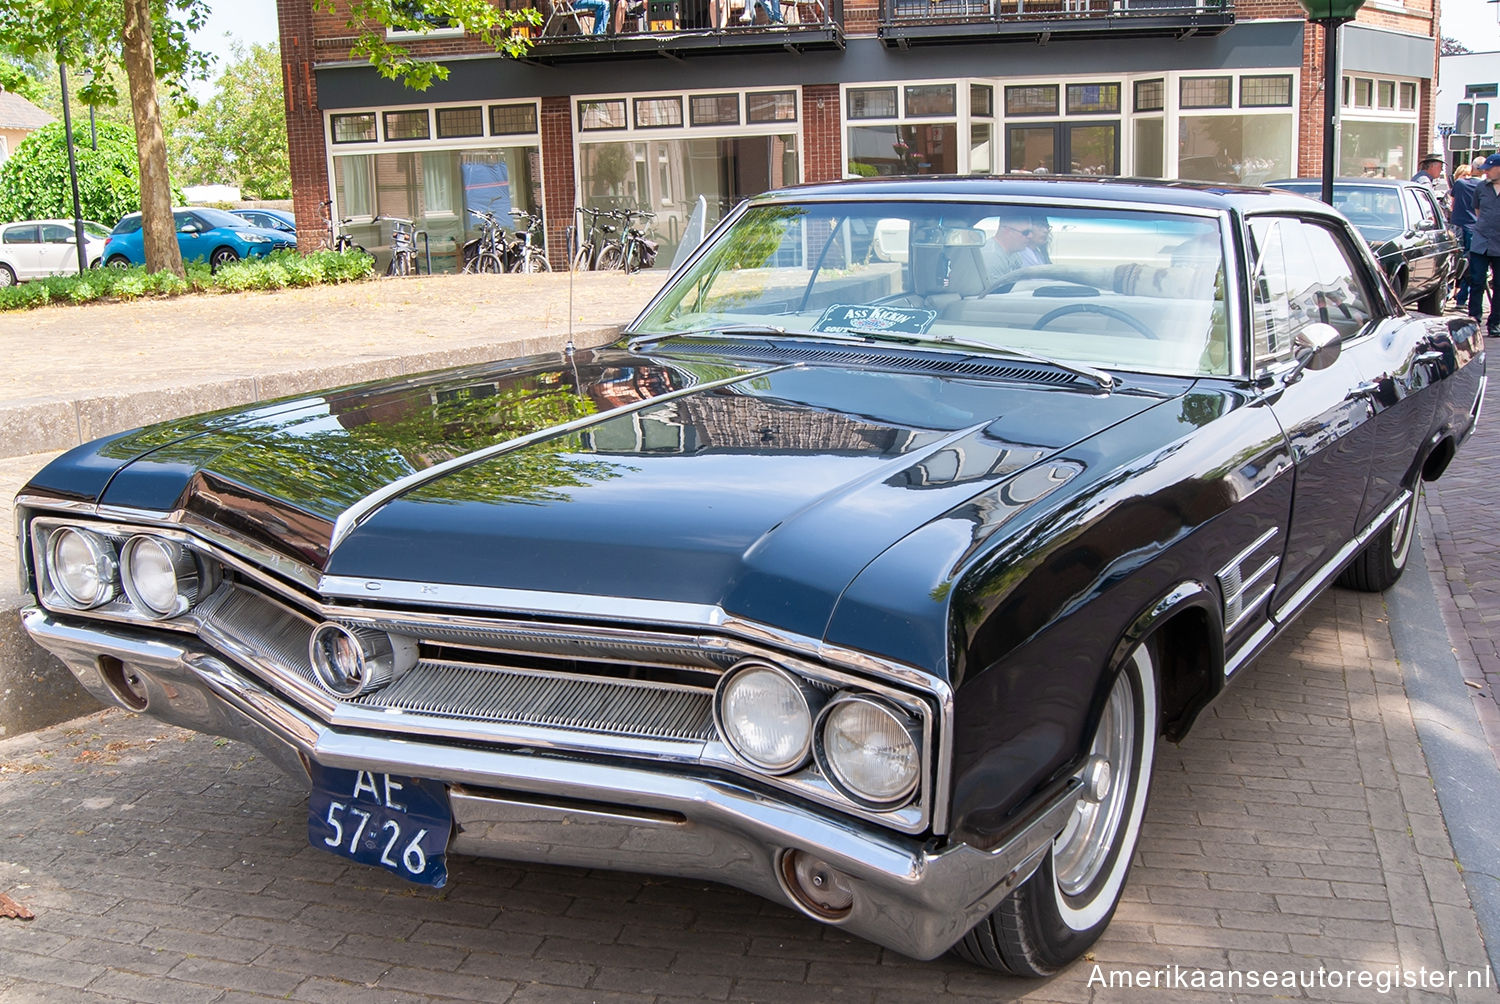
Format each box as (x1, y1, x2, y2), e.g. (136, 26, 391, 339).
(25, 606, 1079, 961)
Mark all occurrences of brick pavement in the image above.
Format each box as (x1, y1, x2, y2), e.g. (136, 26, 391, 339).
(2, 588, 1493, 1002)
(1422, 372, 1500, 764)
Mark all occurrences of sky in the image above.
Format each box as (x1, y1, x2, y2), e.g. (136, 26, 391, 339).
(1442, 0, 1500, 51)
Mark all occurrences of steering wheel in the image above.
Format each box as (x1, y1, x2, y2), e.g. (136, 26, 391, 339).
(1033, 303, 1157, 340)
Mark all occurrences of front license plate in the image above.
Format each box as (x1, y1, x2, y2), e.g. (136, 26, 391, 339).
(307, 765, 452, 888)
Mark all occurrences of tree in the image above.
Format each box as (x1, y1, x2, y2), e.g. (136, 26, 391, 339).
(171, 42, 290, 199)
(323, 0, 539, 89)
(0, 120, 177, 224)
(1442, 36, 1472, 56)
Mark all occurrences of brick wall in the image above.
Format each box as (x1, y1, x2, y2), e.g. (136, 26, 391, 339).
(540, 96, 577, 269)
(279, 0, 332, 249)
(802, 84, 843, 182)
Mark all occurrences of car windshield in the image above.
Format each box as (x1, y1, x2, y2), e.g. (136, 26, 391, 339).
(1277, 184, 1403, 235)
(194, 208, 255, 229)
(84, 222, 111, 240)
(634, 200, 1231, 377)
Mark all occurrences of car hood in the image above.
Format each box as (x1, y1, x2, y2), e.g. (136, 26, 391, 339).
(36, 342, 1187, 657)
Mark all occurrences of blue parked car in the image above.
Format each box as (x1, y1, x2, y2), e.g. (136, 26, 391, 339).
(103, 207, 296, 269)
(229, 207, 297, 235)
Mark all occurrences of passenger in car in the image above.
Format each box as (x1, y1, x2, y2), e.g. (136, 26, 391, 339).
(981, 210, 1048, 286)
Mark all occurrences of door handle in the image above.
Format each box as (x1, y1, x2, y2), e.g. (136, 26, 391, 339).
(1346, 380, 1382, 401)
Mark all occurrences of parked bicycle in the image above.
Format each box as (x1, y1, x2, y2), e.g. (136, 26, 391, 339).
(462, 210, 510, 273)
(320, 199, 368, 256)
(380, 216, 417, 277)
(595, 210, 658, 274)
(571, 206, 617, 272)
(509, 210, 551, 273)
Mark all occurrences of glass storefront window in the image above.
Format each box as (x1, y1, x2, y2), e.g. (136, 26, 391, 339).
(580, 100, 627, 130)
(1178, 114, 1292, 185)
(1066, 84, 1120, 115)
(970, 124, 993, 174)
(334, 146, 542, 272)
(578, 134, 798, 266)
(848, 124, 957, 177)
(1134, 117, 1164, 178)
(848, 87, 898, 119)
(636, 97, 684, 129)
(1180, 77, 1232, 110)
(905, 84, 956, 117)
(1339, 120, 1414, 178)
(1134, 80, 1164, 113)
(691, 94, 740, 126)
(1240, 75, 1292, 108)
(1005, 85, 1058, 117)
(971, 84, 994, 118)
(747, 91, 797, 123)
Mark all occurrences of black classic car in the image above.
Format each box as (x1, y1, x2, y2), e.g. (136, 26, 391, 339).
(1269, 178, 1464, 315)
(15, 178, 1484, 976)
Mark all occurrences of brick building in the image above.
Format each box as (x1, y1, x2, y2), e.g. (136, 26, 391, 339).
(276, 0, 1440, 270)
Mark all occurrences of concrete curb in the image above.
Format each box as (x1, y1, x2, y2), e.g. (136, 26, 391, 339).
(0, 326, 619, 739)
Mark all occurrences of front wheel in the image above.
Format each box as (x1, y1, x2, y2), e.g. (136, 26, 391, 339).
(522, 251, 552, 273)
(1338, 483, 1421, 592)
(596, 245, 623, 271)
(572, 245, 592, 272)
(209, 247, 240, 271)
(387, 251, 413, 277)
(1416, 284, 1446, 316)
(954, 640, 1158, 976)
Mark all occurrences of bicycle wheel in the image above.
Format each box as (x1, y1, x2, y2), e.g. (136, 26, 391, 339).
(522, 251, 552, 273)
(572, 245, 593, 273)
(596, 245, 623, 271)
(388, 250, 413, 277)
(623, 243, 641, 275)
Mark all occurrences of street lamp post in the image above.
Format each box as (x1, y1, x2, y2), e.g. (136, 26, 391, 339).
(1297, 0, 1367, 206)
(57, 59, 90, 274)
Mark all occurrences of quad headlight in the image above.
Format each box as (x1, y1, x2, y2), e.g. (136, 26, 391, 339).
(46, 527, 118, 609)
(815, 695, 921, 808)
(120, 534, 215, 619)
(714, 661, 818, 774)
(308, 622, 418, 698)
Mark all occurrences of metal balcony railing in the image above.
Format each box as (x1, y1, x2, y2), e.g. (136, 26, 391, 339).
(522, 0, 844, 57)
(879, 0, 1232, 40)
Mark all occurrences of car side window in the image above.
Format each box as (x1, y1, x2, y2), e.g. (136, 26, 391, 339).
(1401, 188, 1434, 229)
(1248, 217, 1373, 373)
(173, 211, 193, 230)
(40, 225, 73, 243)
(3, 226, 39, 245)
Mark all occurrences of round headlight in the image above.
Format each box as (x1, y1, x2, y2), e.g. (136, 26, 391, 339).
(308, 623, 416, 698)
(817, 695, 921, 808)
(714, 662, 815, 774)
(47, 527, 118, 609)
(120, 535, 207, 619)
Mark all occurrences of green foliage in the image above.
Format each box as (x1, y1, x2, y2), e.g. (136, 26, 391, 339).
(317, 0, 539, 89)
(0, 120, 166, 225)
(0, 250, 376, 311)
(170, 43, 290, 199)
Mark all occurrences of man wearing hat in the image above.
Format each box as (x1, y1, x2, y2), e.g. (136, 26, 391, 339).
(1466, 153, 1500, 334)
(1413, 154, 1449, 200)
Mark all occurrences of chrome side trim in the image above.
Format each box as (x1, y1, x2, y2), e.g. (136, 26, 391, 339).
(1472, 373, 1487, 427)
(1270, 488, 1412, 625)
(326, 365, 792, 554)
(1216, 526, 1280, 635)
(1223, 619, 1276, 679)
(23, 602, 1071, 962)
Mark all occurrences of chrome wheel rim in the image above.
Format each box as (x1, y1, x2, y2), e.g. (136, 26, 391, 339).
(1053, 669, 1135, 897)
(1391, 486, 1421, 566)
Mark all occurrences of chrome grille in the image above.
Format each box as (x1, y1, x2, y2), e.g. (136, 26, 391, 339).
(361, 618, 735, 670)
(352, 660, 715, 742)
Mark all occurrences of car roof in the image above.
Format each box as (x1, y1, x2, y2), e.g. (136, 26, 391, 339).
(1267, 177, 1421, 190)
(753, 175, 1338, 219)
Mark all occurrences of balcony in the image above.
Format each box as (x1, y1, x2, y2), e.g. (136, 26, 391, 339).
(878, 0, 1232, 46)
(521, 0, 844, 60)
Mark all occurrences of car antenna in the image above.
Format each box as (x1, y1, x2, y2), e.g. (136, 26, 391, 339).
(565, 208, 576, 358)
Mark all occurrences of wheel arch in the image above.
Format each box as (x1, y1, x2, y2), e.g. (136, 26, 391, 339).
(1109, 582, 1224, 743)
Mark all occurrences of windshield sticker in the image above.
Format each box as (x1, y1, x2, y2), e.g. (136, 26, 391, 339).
(812, 304, 937, 336)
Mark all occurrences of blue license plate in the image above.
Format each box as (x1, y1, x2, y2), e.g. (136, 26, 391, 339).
(307, 765, 452, 887)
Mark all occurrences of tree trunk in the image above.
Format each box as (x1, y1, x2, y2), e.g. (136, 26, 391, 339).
(121, 0, 184, 277)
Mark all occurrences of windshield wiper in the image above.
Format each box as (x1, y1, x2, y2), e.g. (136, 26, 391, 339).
(846, 328, 1115, 391)
(626, 325, 787, 351)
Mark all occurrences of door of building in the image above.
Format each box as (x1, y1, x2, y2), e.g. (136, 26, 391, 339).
(1005, 121, 1119, 175)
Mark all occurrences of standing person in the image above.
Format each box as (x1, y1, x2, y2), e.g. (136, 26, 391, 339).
(1451, 163, 1481, 307)
(1466, 153, 1500, 335)
(1412, 154, 1450, 201)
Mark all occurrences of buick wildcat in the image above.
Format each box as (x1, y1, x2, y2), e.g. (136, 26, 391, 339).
(16, 178, 1484, 976)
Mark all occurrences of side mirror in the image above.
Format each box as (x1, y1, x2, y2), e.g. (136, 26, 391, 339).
(178, 223, 199, 234)
(1283, 322, 1342, 384)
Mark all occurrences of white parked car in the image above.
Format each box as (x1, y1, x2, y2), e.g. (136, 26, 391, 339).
(0, 219, 111, 286)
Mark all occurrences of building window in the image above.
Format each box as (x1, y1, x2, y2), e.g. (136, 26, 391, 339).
(691, 94, 740, 126)
(1353, 78, 1374, 108)
(1178, 114, 1293, 185)
(848, 87, 898, 119)
(1377, 80, 1395, 110)
(1180, 76, 1232, 110)
(905, 84, 956, 117)
(1134, 79, 1164, 113)
(1066, 83, 1119, 115)
(747, 91, 797, 123)
(635, 97, 684, 129)
(1339, 120, 1415, 178)
(384, 110, 430, 141)
(1399, 82, 1417, 110)
(386, 0, 462, 35)
(1005, 85, 1058, 117)
(331, 113, 377, 144)
(436, 106, 483, 139)
(490, 103, 538, 135)
(1240, 75, 1292, 108)
(1134, 117, 1164, 177)
(971, 84, 993, 118)
(1466, 83, 1499, 99)
(579, 99, 628, 131)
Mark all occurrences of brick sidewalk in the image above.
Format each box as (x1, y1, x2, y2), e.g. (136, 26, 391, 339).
(1422, 371, 1500, 765)
(2, 589, 1491, 1002)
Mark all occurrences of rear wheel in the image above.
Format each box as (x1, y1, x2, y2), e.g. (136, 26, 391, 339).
(107, 255, 132, 268)
(0, 264, 14, 287)
(1416, 284, 1446, 316)
(572, 245, 592, 272)
(623, 243, 641, 275)
(1338, 483, 1421, 592)
(954, 640, 1158, 976)
(522, 251, 552, 273)
(596, 245, 623, 271)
